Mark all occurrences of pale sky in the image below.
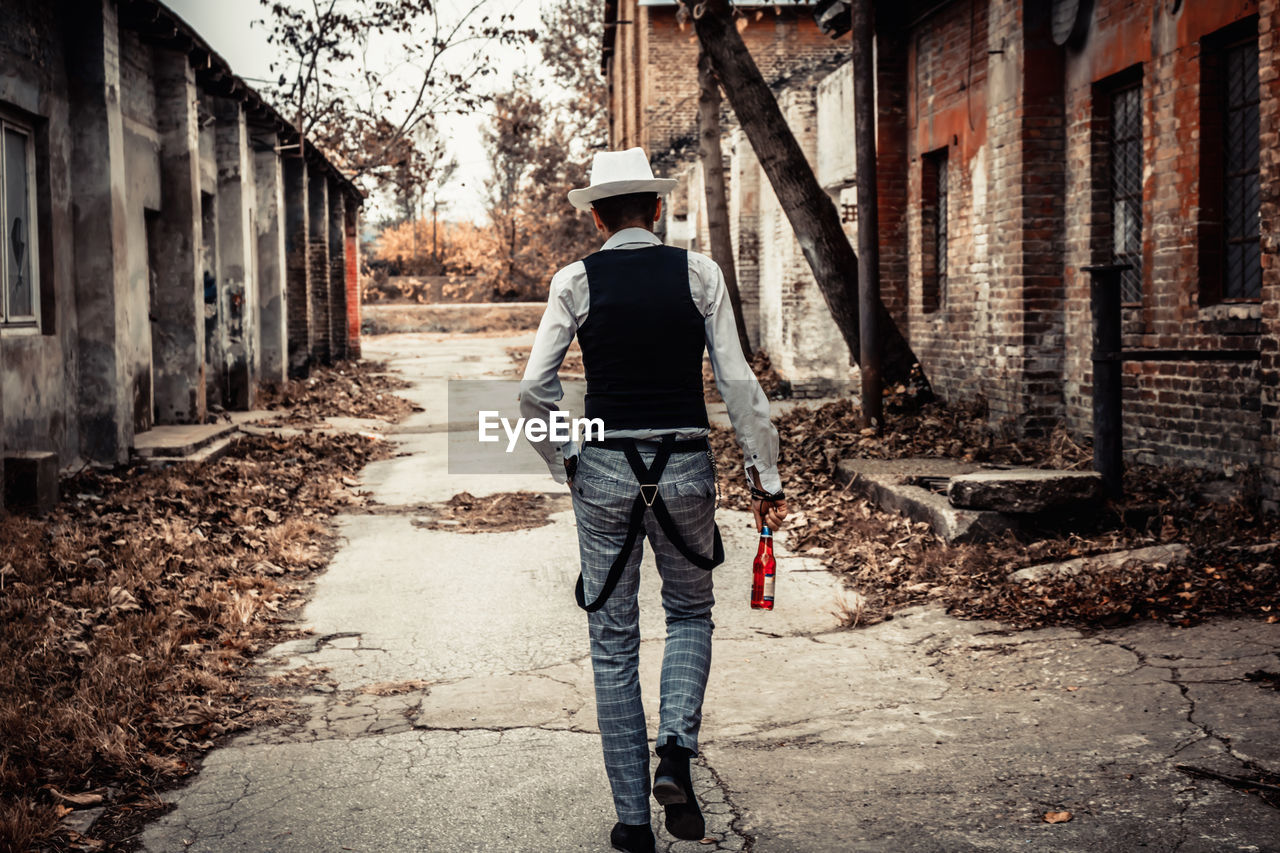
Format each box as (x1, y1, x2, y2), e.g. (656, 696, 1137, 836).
(165, 0, 552, 222)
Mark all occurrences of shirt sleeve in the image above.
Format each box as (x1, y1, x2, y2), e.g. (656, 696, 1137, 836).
(695, 255, 784, 495)
(519, 264, 582, 483)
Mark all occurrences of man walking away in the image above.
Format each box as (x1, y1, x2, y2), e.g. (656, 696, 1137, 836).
(520, 147, 788, 853)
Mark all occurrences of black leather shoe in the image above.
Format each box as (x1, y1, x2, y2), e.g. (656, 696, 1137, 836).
(653, 736, 705, 841)
(609, 821, 655, 853)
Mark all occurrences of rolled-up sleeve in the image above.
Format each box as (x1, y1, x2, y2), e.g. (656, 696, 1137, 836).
(519, 263, 582, 483)
(697, 257, 783, 494)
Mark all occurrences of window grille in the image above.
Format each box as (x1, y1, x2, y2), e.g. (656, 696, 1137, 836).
(2, 118, 39, 326)
(922, 148, 947, 314)
(1108, 83, 1143, 304)
(1223, 37, 1261, 300)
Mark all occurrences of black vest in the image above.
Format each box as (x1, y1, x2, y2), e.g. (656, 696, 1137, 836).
(577, 245, 709, 430)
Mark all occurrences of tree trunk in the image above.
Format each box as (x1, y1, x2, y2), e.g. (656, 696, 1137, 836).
(698, 48, 752, 361)
(432, 197, 439, 262)
(691, 0, 926, 390)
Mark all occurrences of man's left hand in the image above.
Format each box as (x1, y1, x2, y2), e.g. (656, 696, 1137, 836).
(752, 497, 789, 531)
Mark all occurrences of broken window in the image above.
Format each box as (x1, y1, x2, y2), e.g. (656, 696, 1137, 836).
(1, 117, 39, 326)
(1107, 82, 1143, 304)
(1220, 37, 1261, 300)
(921, 147, 948, 315)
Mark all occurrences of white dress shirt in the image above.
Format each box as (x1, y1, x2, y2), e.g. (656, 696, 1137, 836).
(518, 227, 783, 493)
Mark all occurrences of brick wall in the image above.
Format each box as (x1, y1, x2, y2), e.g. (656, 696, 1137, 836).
(890, 0, 1268, 480)
(617, 6, 847, 169)
(607, 0, 1277, 494)
(875, 27, 911, 338)
(328, 187, 347, 361)
(1060, 0, 1265, 474)
(1260, 0, 1280, 506)
(307, 168, 330, 365)
(901, 0, 1001, 409)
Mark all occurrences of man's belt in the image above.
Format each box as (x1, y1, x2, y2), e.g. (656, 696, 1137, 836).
(575, 435, 724, 613)
(586, 436, 710, 454)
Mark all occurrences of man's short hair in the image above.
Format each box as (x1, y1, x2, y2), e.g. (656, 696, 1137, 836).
(592, 192, 659, 232)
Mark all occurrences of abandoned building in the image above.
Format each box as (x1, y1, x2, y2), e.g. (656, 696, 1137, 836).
(605, 0, 1280, 506)
(0, 0, 363, 510)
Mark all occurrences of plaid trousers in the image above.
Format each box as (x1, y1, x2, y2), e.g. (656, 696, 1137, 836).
(570, 441, 718, 825)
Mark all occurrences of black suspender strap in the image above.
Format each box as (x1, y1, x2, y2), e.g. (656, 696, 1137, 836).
(575, 436, 725, 613)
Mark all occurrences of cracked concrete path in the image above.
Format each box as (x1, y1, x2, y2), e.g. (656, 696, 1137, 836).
(141, 331, 1280, 853)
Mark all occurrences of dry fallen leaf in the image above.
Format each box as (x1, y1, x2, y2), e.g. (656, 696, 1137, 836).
(1044, 811, 1073, 824)
(46, 786, 104, 808)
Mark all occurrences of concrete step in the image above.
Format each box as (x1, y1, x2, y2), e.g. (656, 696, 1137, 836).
(138, 434, 237, 468)
(835, 457, 1019, 543)
(132, 422, 237, 459)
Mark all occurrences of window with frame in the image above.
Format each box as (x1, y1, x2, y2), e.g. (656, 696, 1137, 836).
(1199, 20, 1261, 305)
(1107, 82, 1143, 304)
(1220, 36, 1261, 300)
(921, 147, 947, 314)
(2, 116, 39, 327)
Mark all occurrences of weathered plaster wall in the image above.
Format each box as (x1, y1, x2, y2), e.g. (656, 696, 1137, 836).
(152, 45, 206, 424)
(254, 132, 288, 383)
(214, 98, 258, 410)
(120, 26, 160, 434)
(0, 0, 80, 467)
(753, 87, 854, 395)
(816, 60, 856, 193)
(727, 128, 762, 351)
(0, 0, 360, 484)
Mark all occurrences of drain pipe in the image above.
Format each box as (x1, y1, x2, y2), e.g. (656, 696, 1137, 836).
(853, 0, 883, 431)
(1083, 264, 1127, 498)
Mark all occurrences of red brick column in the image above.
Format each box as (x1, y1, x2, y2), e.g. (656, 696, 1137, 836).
(345, 204, 362, 359)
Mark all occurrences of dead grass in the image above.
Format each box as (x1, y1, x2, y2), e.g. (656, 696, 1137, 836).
(0, 428, 394, 852)
(713, 395, 1279, 630)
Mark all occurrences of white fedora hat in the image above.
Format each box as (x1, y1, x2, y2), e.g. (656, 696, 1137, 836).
(567, 147, 678, 212)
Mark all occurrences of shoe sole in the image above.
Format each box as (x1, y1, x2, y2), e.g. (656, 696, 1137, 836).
(664, 810, 705, 842)
(652, 776, 687, 805)
(654, 775, 704, 840)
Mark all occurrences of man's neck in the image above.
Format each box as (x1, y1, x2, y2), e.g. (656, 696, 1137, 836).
(604, 224, 654, 240)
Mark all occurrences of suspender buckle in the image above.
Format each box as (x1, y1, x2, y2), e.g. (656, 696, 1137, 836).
(640, 484, 659, 507)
